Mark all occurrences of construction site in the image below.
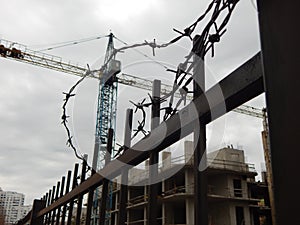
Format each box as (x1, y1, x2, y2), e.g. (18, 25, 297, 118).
(0, 0, 299, 225)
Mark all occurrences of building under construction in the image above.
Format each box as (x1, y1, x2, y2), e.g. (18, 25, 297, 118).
(96, 142, 271, 225)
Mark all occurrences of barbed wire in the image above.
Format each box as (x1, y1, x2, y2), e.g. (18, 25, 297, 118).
(129, 98, 152, 140)
(159, 0, 239, 120)
(128, 0, 240, 137)
(61, 65, 93, 167)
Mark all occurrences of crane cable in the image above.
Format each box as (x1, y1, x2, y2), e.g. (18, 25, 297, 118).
(34, 35, 109, 51)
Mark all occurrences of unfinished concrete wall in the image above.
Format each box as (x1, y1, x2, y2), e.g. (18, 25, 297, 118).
(208, 148, 249, 172)
(209, 202, 231, 225)
(208, 175, 230, 196)
(209, 148, 245, 163)
(162, 151, 172, 170)
(164, 202, 174, 224)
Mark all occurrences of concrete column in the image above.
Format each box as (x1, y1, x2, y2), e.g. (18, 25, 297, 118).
(244, 206, 251, 225)
(144, 206, 147, 225)
(229, 205, 235, 225)
(186, 198, 195, 225)
(162, 202, 166, 225)
(162, 151, 171, 170)
(184, 141, 194, 165)
(185, 166, 194, 224)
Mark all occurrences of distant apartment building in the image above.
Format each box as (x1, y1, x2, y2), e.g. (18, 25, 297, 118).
(92, 141, 271, 225)
(0, 188, 31, 225)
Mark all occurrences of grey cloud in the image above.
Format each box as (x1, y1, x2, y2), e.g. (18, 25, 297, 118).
(0, 0, 265, 204)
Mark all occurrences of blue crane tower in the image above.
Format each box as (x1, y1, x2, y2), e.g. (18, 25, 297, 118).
(92, 33, 120, 171)
(91, 33, 121, 225)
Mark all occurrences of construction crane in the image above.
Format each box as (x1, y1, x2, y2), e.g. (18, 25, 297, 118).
(0, 36, 274, 224)
(233, 105, 276, 225)
(0, 35, 273, 171)
(0, 37, 267, 117)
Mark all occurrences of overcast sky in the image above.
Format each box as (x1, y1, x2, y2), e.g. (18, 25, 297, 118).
(0, 0, 265, 205)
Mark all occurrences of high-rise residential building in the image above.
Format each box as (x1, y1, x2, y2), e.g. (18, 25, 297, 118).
(0, 188, 31, 225)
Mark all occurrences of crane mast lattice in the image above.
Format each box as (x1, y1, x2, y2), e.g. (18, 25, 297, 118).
(93, 33, 119, 171)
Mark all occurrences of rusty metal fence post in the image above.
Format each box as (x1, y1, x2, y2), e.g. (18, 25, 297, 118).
(99, 129, 114, 225)
(117, 109, 133, 225)
(147, 79, 161, 225)
(30, 199, 46, 225)
(76, 155, 88, 225)
(62, 170, 72, 225)
(67, 163, 79, 225)
(193, 35, 208, 225)
(56, 176, 65, 225)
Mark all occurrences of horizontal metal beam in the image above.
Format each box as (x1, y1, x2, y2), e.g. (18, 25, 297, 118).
(37, 51, 263, 217)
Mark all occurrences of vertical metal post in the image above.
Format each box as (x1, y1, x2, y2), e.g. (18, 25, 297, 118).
(147, 79, 161, 225)
(91, 140, 100, 225)
(85, 170, 95, 225)
(67, 163, 79, 225)
(51, 182, 61, 225)
(49, 186, 56, 225)
(30, 199, 46, 225)
(61, 171, 72, 225)
(92, 139, 100, 172)
(45, 189, 52, 225)
(76, 155, 88, 225)
(99, 129, 114, 225)
(43, 192, 49, 224)
(117, 109, 133, 225)
(56, 176, 65, 225)
(257, 0, 300, 224)
(193, 35, 208, 225)
(46, 192, 50, 206)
